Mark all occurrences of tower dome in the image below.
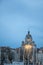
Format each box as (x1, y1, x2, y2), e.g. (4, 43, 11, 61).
(25, 31, 32, 43)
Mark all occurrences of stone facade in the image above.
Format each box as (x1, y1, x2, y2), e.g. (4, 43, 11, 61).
(21, 31, 36, 65)
(36, 48, 43, 65)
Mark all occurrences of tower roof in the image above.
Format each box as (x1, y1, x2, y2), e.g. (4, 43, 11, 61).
(25, 31, 32, 39)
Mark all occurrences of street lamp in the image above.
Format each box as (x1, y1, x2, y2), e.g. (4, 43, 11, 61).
(24, 44, 32, 65)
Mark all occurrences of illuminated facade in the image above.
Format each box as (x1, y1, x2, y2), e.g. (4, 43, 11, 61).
(21, 31, 36, 65)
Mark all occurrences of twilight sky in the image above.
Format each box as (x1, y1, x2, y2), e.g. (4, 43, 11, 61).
(0, 0, 43, 48)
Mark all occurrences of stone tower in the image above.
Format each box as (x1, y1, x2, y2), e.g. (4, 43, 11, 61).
(21, 31, 36, 65)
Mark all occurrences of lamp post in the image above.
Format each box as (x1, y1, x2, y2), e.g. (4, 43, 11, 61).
(24, 44, 32, 65)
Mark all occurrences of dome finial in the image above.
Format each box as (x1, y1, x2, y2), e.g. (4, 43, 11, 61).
(28, 31, 30, 34)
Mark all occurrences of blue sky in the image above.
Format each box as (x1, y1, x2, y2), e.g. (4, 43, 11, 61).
(0, 0, 43, 48)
